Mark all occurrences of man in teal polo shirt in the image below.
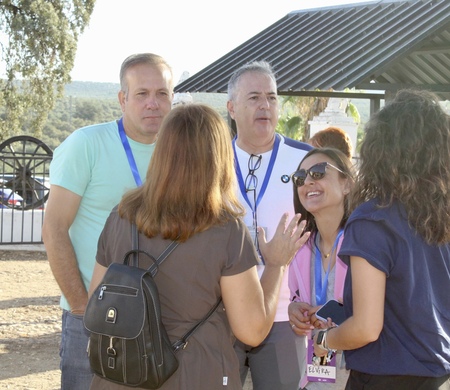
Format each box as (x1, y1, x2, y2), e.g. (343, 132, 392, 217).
(42, 53, 174, 390)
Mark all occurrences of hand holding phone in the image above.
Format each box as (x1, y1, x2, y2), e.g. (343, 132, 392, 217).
(315, 299, 346, 326)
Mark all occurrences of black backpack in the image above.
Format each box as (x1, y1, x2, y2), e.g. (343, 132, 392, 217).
(84, 225, 220, 388)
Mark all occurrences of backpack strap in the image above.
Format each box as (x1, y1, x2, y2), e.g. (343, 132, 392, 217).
(131, 223, 221, 353)
(148, 240, 179, 277)
(172, 297, 223, 352)
(131, 223, 179, 276)
(131, 222, 140, 267)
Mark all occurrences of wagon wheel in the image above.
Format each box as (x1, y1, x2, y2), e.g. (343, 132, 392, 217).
(0, 135, 53, 210)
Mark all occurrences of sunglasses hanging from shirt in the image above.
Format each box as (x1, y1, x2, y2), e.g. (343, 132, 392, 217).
(232, 135, 281, 265)
(245, 154, 262, 254)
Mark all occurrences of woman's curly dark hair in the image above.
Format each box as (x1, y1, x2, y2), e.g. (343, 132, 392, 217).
(351, 89, 450, 245)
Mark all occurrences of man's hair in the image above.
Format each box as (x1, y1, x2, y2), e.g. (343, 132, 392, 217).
(118, 104, 245, 242)
(119, 53, 173, 92)
(227, 60, 277, 100)
(309, 126, 353, 159)
(353, 89, 450, 244)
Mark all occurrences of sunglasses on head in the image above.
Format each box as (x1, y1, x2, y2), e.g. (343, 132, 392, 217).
(288, 162, 346, 187)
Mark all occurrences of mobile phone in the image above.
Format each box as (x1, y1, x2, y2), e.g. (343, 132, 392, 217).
(315, 299, 346, 326)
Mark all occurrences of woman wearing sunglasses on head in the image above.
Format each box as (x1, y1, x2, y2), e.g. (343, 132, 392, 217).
(287, 147, 354, 390)
(312, 90, 450, 390)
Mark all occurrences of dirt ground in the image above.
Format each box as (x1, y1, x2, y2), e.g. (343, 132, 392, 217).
(0, 249, 60, 390)
(0, 249, 253, 390)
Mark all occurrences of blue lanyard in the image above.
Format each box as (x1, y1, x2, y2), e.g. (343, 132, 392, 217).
(118, 118, 142, 187)
(232, 134, 281, 211)
(314, 230, 344, 305)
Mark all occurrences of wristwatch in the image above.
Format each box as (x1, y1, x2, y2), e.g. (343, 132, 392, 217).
(316, 328, 337, 353)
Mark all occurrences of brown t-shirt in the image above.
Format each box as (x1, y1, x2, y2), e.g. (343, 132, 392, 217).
(90, 208, 258, 390)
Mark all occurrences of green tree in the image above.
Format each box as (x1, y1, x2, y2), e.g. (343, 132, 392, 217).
(277, 92, 363, 144)
(0, 0, 95, 141)
(276, 94, 330, 141)
(74, 99, 102, 121)
(40, 96, 122, 150)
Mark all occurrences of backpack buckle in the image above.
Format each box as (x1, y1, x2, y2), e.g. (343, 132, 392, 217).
(172, 340, 187, 352)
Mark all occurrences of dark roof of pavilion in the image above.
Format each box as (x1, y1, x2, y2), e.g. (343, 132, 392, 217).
(174, 0, 450, 99)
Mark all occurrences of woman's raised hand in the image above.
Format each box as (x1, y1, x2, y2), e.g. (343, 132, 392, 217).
(258, 213, 310, 268)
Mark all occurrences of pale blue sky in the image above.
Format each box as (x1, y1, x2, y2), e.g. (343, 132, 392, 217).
(71, 0, 371, 84)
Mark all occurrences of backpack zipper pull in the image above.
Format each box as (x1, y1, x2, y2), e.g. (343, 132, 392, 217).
(98, 286, 106, 300)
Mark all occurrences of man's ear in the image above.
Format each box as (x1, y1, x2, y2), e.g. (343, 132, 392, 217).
(227, 100, 235, 119)
(118, 90, 126, 112)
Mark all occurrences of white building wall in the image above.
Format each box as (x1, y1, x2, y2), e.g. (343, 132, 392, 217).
(308, 98, 358, 158)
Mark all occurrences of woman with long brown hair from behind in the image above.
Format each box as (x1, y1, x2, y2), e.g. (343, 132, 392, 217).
(88, 104, 310, 389)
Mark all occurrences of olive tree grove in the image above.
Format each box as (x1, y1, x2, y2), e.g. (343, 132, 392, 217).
(0, 0, 95, 140)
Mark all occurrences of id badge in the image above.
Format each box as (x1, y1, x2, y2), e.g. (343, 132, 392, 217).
(247, 225, 267, 266)
(247, 225, 258, 245)
(306, 336, 337, 383)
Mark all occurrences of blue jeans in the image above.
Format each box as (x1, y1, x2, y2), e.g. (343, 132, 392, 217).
(60, 310, 93, 389)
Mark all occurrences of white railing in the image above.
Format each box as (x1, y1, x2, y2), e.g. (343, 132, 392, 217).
(0, 207, 45, 244)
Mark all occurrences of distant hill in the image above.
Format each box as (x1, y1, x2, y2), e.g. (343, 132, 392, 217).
(64, 81, 373, 126)
(64, 81, 229, 109)
(65, 81, 120, 100)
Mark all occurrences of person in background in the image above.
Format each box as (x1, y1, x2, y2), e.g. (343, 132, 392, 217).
(308, 126, 353, 160)
(42, 53, 174, 390)
(227, 60, 312, 390)
(313, 89, 450, 390)
(88, 103, 311, 390)
(288, 148, 354, 389)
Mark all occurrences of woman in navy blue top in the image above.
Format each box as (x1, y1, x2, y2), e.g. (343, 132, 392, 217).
(313, 89, 450, 390)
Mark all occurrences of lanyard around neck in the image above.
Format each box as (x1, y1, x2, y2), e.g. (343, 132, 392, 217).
(232, 134, 281, 211)
(118, 118, 142, 187)
(314, 229, 344, 305)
